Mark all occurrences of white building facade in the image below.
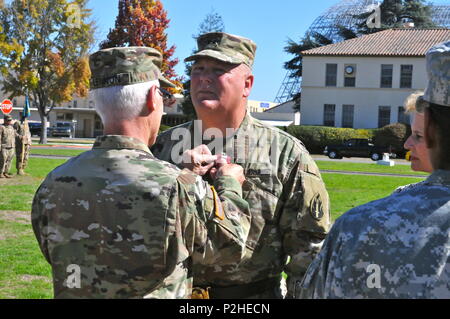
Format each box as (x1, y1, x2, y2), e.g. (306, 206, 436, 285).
(300, 29, 450, 129)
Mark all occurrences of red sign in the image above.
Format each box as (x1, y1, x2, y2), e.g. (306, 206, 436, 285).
(1, 99, 13, 115)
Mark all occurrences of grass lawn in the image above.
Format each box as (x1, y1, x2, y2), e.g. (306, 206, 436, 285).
(31, 138, 94, 145)
(323, 173, 424, 220)
(0, 157, 426, 298)
(30, 148, 88, 157)
(316, 160, 428, 176)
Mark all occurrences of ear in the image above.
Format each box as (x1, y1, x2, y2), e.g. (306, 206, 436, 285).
(243, 74, 254, 98)
(424, 108, 437, 149)
(146, 85, 159, 112)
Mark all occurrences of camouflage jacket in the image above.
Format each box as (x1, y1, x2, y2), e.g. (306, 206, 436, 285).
(151, 114, 331, 298)
(13, 121, 32, 145)
(31, 135, 251, 299)
(297, 170, 450, 299)
(0, 124, 17, 148)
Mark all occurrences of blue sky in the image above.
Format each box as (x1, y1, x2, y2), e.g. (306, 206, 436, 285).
(90, 0, 449, 102)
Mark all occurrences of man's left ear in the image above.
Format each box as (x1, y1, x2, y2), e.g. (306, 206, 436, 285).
(243, 74, 254, 98)
(146, 85, 158, 112)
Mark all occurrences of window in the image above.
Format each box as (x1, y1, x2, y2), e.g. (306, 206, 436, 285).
(325, 64, 337, 87)
(324, 104, 336, 127)
(400, 65, 413, 88)
(380, 64, 393, 88)
(378, 106, 391, 128)
(73, 100, 78, 108)
(344, 64, 356, 87)
(94, 114, 103, 130)
(398, 106, 410, 124)
(342, 105, 354, 128)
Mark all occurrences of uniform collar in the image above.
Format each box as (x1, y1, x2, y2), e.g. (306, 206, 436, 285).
(426, 169, 450, 186)
(189, 112, 255, 139)
(93, 135, 151, 154)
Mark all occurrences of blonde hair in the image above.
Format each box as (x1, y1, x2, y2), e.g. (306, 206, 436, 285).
(404, 91, 424, 114)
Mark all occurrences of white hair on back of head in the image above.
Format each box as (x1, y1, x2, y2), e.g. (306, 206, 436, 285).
(92, 80, 159, 125)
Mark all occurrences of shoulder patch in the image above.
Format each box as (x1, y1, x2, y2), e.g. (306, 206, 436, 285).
(310, 193, 325, 221)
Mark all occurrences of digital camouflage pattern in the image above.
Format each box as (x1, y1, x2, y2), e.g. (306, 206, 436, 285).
(297, 170, 450, 299)
(31, 135, 251, 299)
(0, 122, 17, 176)
(423, 41, 450, 107)
(151, 113, 331, 298)
(14, 120, 32, 172)
(89, 47, 175, 89)
(185, 32, 257, 68)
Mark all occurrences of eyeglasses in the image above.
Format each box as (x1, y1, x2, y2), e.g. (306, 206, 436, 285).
(158, 87, 174, 103)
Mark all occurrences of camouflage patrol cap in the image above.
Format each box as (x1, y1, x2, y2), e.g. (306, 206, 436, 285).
(4, 115, 12, 121)
(89, 46, 175, 89)
(417, 40, 450, 111)
(185, 32, 257, 68)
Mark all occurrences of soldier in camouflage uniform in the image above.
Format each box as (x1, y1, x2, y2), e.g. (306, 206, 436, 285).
(297, 40, 450, 299)
(0, 115, 17, 178)
(151, 32, 331, 299)
(31, 46, 252, 299)
(14, 114, 32, 175)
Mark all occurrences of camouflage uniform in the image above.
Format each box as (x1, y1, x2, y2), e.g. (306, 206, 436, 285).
(14, 119, 32, 174)
(31, 46, 252, 299)
(297, 41, 450, 299)
(0, 116, 17, 177)
(152, 113, 330, 299)
(153, 32, 330, 299)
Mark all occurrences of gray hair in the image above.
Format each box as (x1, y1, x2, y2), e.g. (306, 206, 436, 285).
(91, 80, 159, 124)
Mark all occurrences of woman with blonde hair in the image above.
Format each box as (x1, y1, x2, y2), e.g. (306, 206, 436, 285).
(403, 91, 433, 173)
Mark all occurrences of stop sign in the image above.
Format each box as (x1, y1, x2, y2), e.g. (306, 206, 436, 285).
(1, 99, 13, 115)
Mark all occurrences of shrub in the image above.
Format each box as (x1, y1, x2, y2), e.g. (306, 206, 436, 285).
(285, 125, 375, 154)
(372, 123, 411, 157)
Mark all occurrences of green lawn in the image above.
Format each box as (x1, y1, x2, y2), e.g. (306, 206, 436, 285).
(323, 173, 424, 220)
(0, 158, 426, 298)
(30, 148, 88, 157)
(31, 138, 94, 145)
(316, 160, 428, 176)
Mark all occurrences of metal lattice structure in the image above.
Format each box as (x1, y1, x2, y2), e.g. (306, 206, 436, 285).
(275, 0, 450, 103)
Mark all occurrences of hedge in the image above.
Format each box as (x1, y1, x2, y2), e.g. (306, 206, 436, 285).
(281, 123, 410, 155)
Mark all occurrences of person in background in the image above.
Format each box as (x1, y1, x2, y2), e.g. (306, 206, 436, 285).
(0, 115, 17, 179)
(403, 91, 433, 173)
(14, 113, 32, 176)
(297, 40, 450, 299)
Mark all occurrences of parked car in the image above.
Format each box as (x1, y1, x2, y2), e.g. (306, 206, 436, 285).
(48, 122, 74, 138)
(28, 121, 43, 136)
(323, 138, 396, 161)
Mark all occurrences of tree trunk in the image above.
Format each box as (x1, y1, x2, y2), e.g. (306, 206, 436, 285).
(38, 108, 48, 145)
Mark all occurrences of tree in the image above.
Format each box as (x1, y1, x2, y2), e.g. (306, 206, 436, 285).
(284, 32, 333, 110)
(181, 9, 225, 120)
(101, 0, 181, 89)
(350, 0, 436, 35)
(0, 0, 94, 144)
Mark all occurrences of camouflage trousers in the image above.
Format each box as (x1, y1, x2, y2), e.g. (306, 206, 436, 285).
(0, 147, 15, 175)
(16, 143, 31, 171)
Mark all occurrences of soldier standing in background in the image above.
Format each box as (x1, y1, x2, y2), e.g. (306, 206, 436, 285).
(297, 40, 450, 299)
(31, 47, 252, 299)
(152, 32, 331, 299)
(14, 114, 32, 175)
(0, 115, 17, 179)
